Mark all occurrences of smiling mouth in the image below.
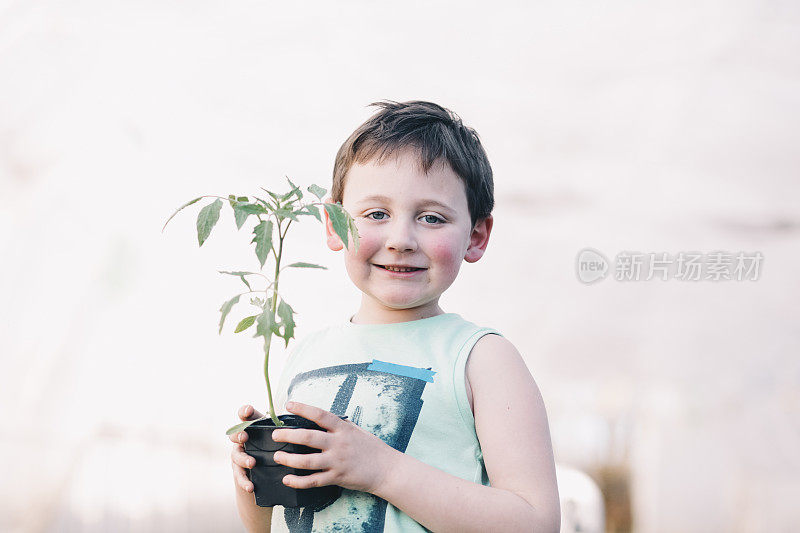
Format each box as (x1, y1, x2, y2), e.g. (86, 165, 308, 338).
(374, 264, 426, 273)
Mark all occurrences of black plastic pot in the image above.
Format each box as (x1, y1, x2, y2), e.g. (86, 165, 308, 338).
(244, 414, 344, 508)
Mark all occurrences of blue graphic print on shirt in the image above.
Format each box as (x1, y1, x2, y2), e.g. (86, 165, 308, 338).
(283, 362, 432, 532)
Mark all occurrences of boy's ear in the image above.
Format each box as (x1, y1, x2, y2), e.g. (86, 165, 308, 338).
(324, 200, 345, 251)
(464, 215, 493, 263)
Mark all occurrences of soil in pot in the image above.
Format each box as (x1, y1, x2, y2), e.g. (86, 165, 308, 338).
(244, 414, 344, 508)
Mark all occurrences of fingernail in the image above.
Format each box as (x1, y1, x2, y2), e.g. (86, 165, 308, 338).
(238, 433, 244, 443)
(285, 401, 295, 409)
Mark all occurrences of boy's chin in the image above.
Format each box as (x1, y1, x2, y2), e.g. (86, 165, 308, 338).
(375, 299, 421, 310)
(373, 294, 440, 311)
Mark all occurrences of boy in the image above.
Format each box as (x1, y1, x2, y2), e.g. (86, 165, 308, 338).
(229, 101, 560, 532)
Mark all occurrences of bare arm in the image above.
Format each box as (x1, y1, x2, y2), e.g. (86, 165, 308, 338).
(373, 334, 560, 532)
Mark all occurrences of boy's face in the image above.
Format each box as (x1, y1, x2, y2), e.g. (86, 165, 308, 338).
(325, 148, 492, 322)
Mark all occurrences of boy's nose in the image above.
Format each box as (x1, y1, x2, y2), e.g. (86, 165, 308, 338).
(384, 221, 418, 252)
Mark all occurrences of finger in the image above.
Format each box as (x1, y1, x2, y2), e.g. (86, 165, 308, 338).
(274, 451, 325, 471)
(228, 430, 250, 444)
(232, 447, 256, 470)
(272, 427, 329, 449)
(283, 471, 335, 490)
(284, 401, 341, 430)
(234, 464, 254, 493)
(231, 445, 255, 493)
(238, 404, 264, 421)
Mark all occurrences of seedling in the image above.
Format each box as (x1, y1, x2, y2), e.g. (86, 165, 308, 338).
(162, 178, 359, 432)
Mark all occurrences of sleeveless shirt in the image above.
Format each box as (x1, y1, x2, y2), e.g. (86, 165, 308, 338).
(270, 312, 503, 532)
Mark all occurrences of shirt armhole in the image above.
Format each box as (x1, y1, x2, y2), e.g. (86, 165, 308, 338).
(452, 328, 504, 433)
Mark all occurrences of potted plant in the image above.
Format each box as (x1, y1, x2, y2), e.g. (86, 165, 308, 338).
(162, 178, 360, 507)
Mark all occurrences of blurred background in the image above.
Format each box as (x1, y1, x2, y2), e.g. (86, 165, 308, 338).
(1, 1, 798, 531)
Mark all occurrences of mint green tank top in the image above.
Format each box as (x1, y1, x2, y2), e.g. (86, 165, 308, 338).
(269, 312, 503, 532)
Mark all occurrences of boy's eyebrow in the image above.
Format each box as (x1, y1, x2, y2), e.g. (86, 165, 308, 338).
(355, 195, 456, 213)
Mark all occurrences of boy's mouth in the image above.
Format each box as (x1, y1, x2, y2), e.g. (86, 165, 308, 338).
(373, 264, 426, 273)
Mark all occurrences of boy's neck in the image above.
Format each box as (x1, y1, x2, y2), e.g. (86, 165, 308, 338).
(350, 299, 446, 325)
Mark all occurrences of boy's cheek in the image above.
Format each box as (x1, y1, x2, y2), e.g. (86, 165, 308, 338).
(428, 242, 463, 268)
(348, 233, 382, 260)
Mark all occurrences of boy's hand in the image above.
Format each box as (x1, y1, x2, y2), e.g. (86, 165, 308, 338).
(272, 401, 401, 495)
(229, 404, 262, 494)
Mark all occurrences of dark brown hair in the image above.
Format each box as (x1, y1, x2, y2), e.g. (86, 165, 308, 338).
(331, 100, 494, 229)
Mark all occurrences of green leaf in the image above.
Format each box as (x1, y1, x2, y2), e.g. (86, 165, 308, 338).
(281, 180, 302, 202)
(254, 306, 275, 338)
(234, 315, 257, 333)
(302, 204, 322, 222)
(277, 299, 296, 348)
(231, 203, 250, 230)
(324, 203, 350, 250)
(307, 184, 327, 200)
(225, 416, 269, 436)
(347, 213, 361, 253)
(228, 196, 249, 229)
(274, 208, 299, 222)
(231, 202, 269, 230)
(250, 296, 265, 308)
(236, 203, 269, 215)
(254, 196, 278, 211)
(218, 270, 257, 291)
(197, 199, 223, 247)
(270, 318, 282, 337)
(285, 177, 303, 201)
(162, 197, 202, 233)
(218, 294, 241, 334)
(286, 262, 327, 270)
(251, 220, 273, 268)
(265, 190, 283, 207)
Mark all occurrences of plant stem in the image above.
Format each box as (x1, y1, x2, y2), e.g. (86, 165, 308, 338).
(262, 217, 292, 427)
(262, 333, 280, 426)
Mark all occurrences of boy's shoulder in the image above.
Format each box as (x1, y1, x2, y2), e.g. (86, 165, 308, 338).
(470, 330, 515, 355)
(466, 331, 529, 387)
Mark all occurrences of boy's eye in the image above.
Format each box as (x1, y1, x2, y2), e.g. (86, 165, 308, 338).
(366, 211, 387, 221)
(422, 214, 443, 224)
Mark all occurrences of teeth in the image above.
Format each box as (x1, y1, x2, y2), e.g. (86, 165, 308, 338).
(383, 266, 418, 272)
